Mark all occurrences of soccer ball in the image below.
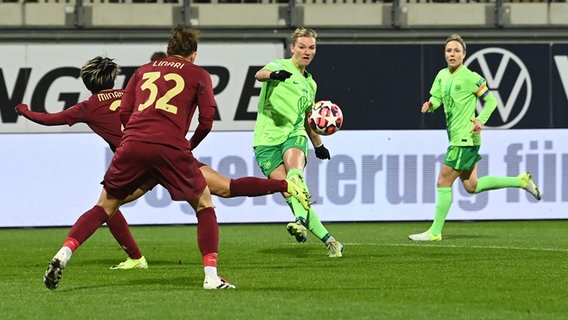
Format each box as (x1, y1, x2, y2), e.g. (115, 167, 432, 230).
(308, 100, 343, 136)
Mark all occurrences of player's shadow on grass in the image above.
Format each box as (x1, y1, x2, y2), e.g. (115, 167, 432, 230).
(440, 234, 494, 240)
(257, 245, 315, 258)
(56, 276, 194, 292)
(126, 276, 195, 287)
(86, 259, 202, 268)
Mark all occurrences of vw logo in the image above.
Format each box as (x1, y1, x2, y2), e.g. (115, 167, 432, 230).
(465, 48, 532, 129)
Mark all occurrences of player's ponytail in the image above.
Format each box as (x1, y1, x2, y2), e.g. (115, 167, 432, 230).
(167, 24, 199, 58)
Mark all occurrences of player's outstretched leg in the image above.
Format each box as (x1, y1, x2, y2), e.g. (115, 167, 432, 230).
(474, 172, 542, 201)
(286, 176, 311, 211)
(519, 172, 541, 200)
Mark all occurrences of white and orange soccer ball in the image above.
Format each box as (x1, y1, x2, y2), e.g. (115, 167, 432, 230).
(308, 100, 343, 136)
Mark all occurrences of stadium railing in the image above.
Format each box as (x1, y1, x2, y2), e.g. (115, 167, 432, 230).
(0, 0, 566, 29)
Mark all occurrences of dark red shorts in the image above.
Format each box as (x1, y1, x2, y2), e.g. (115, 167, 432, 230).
(103, 140, 206, 201)
(137, 160, 208, 192)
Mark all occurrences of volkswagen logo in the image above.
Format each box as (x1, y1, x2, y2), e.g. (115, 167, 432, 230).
(465, 48, 532, 129)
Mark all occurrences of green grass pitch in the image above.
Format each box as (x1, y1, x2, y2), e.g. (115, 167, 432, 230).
(1, 221, 567, 319)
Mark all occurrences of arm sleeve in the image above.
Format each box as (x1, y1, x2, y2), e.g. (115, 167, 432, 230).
(258, 60, 282, 83)
(19, 103, 85, 126)
(428, 73, 443, 112)
(188, 72, 216, 150)
(428, 97, 443, 112)
(263, 60, 280, 72)
(474, 79, 498, 125)
(119, 73, 137, 127)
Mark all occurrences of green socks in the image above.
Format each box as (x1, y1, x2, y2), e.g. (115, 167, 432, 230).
(427, 176, 524, 236)
(285, 168, 331, 243)
(428, 187, 452, 236)
(306, 208, 331, 242)
(475, 176, 522, 193)
(285, 196, 308, 223)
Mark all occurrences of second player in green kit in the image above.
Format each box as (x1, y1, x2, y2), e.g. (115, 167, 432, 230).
(253, 27, 343, 257)
(409, 34, 542, 241)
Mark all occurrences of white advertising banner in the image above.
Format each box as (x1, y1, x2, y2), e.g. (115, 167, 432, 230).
(0, 42, 282, 133)
(0, 129, 563, 227)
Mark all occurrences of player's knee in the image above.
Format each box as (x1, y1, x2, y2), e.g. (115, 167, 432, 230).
(213, 189, 231, 198)
(96, 203, 119, 216)
(464, 183, 477, 194)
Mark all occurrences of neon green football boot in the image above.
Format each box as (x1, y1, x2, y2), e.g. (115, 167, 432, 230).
(110, 256, 148, 270)
(286, 175, 311, 210)
(518, 172, 541, 200)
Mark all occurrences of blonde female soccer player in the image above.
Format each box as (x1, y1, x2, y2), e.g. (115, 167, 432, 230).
(409, 34, 541, 241)
(253, 27, 343, 257)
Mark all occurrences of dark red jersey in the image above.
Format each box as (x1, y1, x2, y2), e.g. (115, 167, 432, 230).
(120, 56, 217, 151)
(18, 89, 124, 151)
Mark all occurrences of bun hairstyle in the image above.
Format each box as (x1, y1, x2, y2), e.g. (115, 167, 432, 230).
(167, 24, 200, 58)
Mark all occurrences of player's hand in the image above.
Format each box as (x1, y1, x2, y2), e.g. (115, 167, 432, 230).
(315, 144, 331, 160)
(15, 104, 29, 115)
(270, 70, 292, 82)
(470, 118, 482, 134)
(421, 101, 432, 113)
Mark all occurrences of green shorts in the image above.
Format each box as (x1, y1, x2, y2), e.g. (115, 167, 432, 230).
(254, 135, 309, 177)
(443, 146, 482, 171)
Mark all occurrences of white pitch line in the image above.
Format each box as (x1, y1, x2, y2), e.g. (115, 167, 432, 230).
(343, 242, 568, 252)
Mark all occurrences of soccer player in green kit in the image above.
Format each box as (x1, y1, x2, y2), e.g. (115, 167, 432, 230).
(409, 34, 541, 241)
(253, 27, 343, 257)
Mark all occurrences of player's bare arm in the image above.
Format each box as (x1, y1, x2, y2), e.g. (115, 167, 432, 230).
(255, 69, 272, 82)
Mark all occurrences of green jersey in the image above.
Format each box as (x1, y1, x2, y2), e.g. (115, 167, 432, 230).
(253, 59, 317, 147)
(428, 65, 497, 146)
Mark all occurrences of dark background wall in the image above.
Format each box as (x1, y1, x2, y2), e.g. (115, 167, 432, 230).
(310, 43, 568, 130)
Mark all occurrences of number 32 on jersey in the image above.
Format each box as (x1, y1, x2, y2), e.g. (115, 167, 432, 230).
(138, 71, 184, 114)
